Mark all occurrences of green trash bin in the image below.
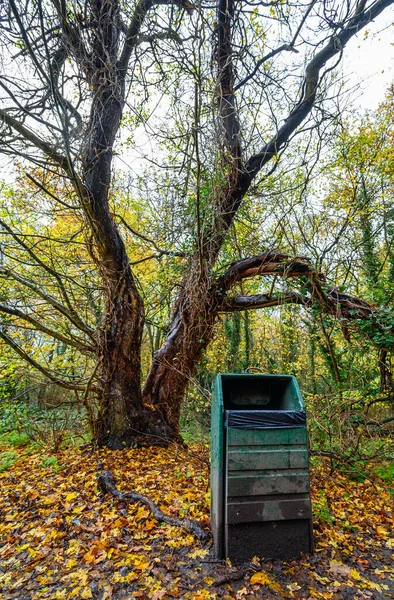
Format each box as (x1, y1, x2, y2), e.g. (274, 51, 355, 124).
(210, 373, 313, 562)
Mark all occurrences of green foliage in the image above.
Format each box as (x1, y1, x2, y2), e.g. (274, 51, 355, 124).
(375, 462, 394, 486)
(313, 490, 334, 525)
(41, 455, 61, 471)
(7, 432, 30, 447)
(0, 394, 89, 452)
(0, 450, 18, 473)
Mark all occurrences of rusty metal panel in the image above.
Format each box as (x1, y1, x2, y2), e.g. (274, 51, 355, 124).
(227, 494, 312, 523)
(227, 447, 309, 471)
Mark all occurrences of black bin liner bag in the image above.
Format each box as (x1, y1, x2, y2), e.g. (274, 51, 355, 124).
(224, 409, 306, 429)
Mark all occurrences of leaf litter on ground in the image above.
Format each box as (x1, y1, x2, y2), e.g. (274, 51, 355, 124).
(0, 441, 393, 599)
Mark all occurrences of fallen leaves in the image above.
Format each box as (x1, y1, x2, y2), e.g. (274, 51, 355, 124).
(250, 570, 285, 594)
(328, 560, 351, 578)
(0, 443, 393, 599)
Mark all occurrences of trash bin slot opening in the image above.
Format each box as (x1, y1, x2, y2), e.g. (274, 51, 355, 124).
(221, 375, 302, 411)
(224, 409, 306, 429)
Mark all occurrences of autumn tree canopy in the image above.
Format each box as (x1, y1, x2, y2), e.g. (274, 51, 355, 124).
(0, 0, 393, 448)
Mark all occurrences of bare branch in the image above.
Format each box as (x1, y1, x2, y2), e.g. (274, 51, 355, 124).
(0, 108, 69, 171)
(117, 0, 195, 73)
(134, 30, 184, 46)
(216, 0, 241, 156)
(220, 292, 307, 311)
(234, 44, 299, 93)
(0, 218, 82, 320)
(0, 267, 95, 339)
(117, 214, 187, 258)
(0, 303, 95, 353)
(0, 328, 94, 391)
(246, 0, 394, 178)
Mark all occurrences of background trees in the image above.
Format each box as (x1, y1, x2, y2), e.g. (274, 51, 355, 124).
(0, 0, 393, 448)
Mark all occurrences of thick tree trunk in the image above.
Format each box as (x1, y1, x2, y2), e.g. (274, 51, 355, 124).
(94, 272, 143, 448)
(142, 267, 219, 433)
(79, 19, 176, 447)
(93, 267, 177, 448)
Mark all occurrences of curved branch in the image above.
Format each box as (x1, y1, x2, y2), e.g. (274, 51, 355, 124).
(217, 251, 311, 292)
(245, 0, 394, 178)
(117, 0, 195, 74)
(97, 468, 208, 542)
(0, 267, 95, 339)
(0, 328, 94, 392)
(215, 251, 384, 344)
(0, 303, 95, 353)
(220, 292, 307, 312)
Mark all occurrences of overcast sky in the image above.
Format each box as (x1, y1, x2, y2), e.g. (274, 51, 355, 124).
(343, 15, 393, 109)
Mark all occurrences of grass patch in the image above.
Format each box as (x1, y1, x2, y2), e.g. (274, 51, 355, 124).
(0, 450, 19, 473)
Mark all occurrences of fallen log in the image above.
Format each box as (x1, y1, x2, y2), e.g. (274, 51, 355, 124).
(97, 467, 209, 542)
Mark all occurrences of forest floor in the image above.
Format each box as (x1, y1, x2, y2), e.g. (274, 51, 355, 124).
(0, 441, 393, 600)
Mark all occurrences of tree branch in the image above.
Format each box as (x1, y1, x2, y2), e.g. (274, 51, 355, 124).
(215, 251, 386, 345)
(234, 43, 299, 93)
(217, 251, 311, 292)
(245, 0, 394, 179)
(220, 292, 307, 312)
(0, 328, 93, 391)
(117, 214, 187, 258)
(0, 108, 69, 171)
(216, 0, 241, 156)
(117, 0, 195, 74)
(0, 267, 95, 339)
(97, 468, 208, 542)
(134, 29, 184, 46)
(0, 218, 82, 321)
(0, 303, 95, 353)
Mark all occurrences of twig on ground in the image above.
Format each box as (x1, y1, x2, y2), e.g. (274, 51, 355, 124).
(96, 466, 209, 542)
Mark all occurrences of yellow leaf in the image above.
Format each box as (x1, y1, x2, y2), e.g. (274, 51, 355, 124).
(250, 571, 283, 592)
(66, 492, 78, 502)
(41, 495, 58, 506)
(52, 590, 67, 599)
(80, 587, 93, 599)
(66, 559, 79, 569)
(250, 572, 269, 585)
(350, 568, 363, 581)
(188, 548, 209, 559)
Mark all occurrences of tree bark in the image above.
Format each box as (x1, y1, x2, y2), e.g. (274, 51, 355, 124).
(77, 2, 174, 448)
(143, 263, 219, 433)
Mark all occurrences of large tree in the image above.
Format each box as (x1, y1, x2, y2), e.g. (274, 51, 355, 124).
(0, 0, 393, 448)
